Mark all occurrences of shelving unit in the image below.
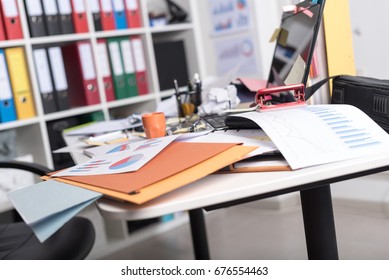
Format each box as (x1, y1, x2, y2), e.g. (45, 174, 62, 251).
(0, 0, 204, 171)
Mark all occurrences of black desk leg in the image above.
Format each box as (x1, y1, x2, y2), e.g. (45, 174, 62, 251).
(189, 208, 210, 260)
(300, 185, 339, 260)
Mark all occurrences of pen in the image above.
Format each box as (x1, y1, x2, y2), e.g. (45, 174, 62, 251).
(174, 79, 184, 121)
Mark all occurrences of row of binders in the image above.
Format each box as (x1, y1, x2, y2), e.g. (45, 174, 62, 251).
(0, 47, 36, 123)
(0, 0, 143, 41)
(25, 0, 142, 38)
(0, 36, 148, 123)
(33, 36, 148, 115)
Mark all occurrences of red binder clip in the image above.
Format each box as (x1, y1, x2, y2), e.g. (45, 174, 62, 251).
(255, 83, 306, 112)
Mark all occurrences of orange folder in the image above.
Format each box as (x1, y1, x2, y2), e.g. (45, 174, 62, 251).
(46, 142, 255, 204)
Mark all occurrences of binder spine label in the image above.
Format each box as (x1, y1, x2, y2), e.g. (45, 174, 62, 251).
(57, 0, 72, 14)
(109, 42, 124, 75)
(33, 49, 53, 94)
(112, 0, 125, 11)
(0, 53, 12, 100)
(89, 0, 100, 13)
(78, 43, 96, 80)
(48, 47, 68, 91)
(126, 0, 137, 10)
(72, 0, 86, 13)
(120, 40, 135, 73)
(97, 42, 111, 77)
(25, 0, 43, 16)
(42, 0, 58, 15)
(101, 0, 113, 12)
(132, 38, 146, 71)
(2, 0, 18, 17)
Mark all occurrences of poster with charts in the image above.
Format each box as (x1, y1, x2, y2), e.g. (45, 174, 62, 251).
(53, 135, 178, 176)
(235, 105, 389, 170)
(209, 0, 250, 36)
(215, 35, 258, 75)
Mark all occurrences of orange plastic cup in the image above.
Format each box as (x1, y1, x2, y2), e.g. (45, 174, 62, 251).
(141, 112, 166, 139)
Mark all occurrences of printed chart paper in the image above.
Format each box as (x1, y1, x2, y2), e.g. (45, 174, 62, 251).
(53, 135, 178, 176)
(236, 105, 389, 169)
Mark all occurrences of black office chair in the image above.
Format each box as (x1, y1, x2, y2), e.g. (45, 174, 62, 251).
(0, 160, 96, 260)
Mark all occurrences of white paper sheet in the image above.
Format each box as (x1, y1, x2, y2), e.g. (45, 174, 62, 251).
(234, 104, 389, 169)
(53, 135, 178, 176)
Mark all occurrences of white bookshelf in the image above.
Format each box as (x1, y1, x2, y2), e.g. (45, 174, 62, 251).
(0, 0, 204, 170)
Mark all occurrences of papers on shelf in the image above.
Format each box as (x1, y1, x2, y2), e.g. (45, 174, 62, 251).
(232, 104, 389, 170)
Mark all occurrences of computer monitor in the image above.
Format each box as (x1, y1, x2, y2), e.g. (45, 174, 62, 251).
(267, 0, 326, 88)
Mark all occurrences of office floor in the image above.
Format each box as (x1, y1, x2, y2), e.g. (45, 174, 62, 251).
(102, 195, 389, 260)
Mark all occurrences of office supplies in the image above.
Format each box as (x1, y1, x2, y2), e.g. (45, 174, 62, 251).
(24, 0, 47, 37)
(96, 39, 115, 101)
(61, 41, 100, 107)
(8, 179, 102, 242)
(47, 46, 70, 111)
(89, 0, 101, 31)
(119, 37, 138, 97)
(99, 0, 115, 30)
(142, 112, 166, 138)
(41, 0, 61, 35)
(131, 36, 148, 95)
(173, 79, 184, 120)
(0, 49, 16, 123)
(1, 0, 23, 39)
(47, 142, 255, 204)
(0, 7, 6, 40)
(70, 0, 88, 33)
(112, 0, 127, 29)
(5, 47, 36, 120)
(32, 47, 56, 113)
(56, 0, 74, 34)
(255, 83, 306, 112)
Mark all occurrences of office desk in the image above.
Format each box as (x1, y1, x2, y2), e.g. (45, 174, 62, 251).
(96, 149, 389, 260)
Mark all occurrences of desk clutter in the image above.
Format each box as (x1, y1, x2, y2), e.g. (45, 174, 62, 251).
(8, 91, 389, 242)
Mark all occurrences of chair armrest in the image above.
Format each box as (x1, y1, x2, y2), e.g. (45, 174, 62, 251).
(0, 161, 52, 176)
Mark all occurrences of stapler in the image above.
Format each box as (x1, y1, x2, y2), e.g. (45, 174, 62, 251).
(255, 83, 307, 112)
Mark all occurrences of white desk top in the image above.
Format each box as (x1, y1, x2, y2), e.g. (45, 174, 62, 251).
(97, 150, 389, 221)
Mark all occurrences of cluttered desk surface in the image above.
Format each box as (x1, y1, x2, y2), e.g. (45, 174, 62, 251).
(56, 104, 389, 221)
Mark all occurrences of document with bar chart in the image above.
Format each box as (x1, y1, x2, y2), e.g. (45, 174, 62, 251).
(237, 105, 389, 169)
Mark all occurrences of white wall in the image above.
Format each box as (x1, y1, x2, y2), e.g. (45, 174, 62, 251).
(349, 0, 389, 79)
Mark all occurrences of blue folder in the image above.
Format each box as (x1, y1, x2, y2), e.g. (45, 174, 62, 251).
(0, 49, 17, 123)
(112, 0, 128, 30)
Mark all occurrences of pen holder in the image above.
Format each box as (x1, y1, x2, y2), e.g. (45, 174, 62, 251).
(141, 112, 166, 139)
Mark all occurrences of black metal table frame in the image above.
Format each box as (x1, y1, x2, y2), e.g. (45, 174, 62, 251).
(188, 164, 389, 260)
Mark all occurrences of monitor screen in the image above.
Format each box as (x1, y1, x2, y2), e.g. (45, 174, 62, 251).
(267, 2, 323, 88)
